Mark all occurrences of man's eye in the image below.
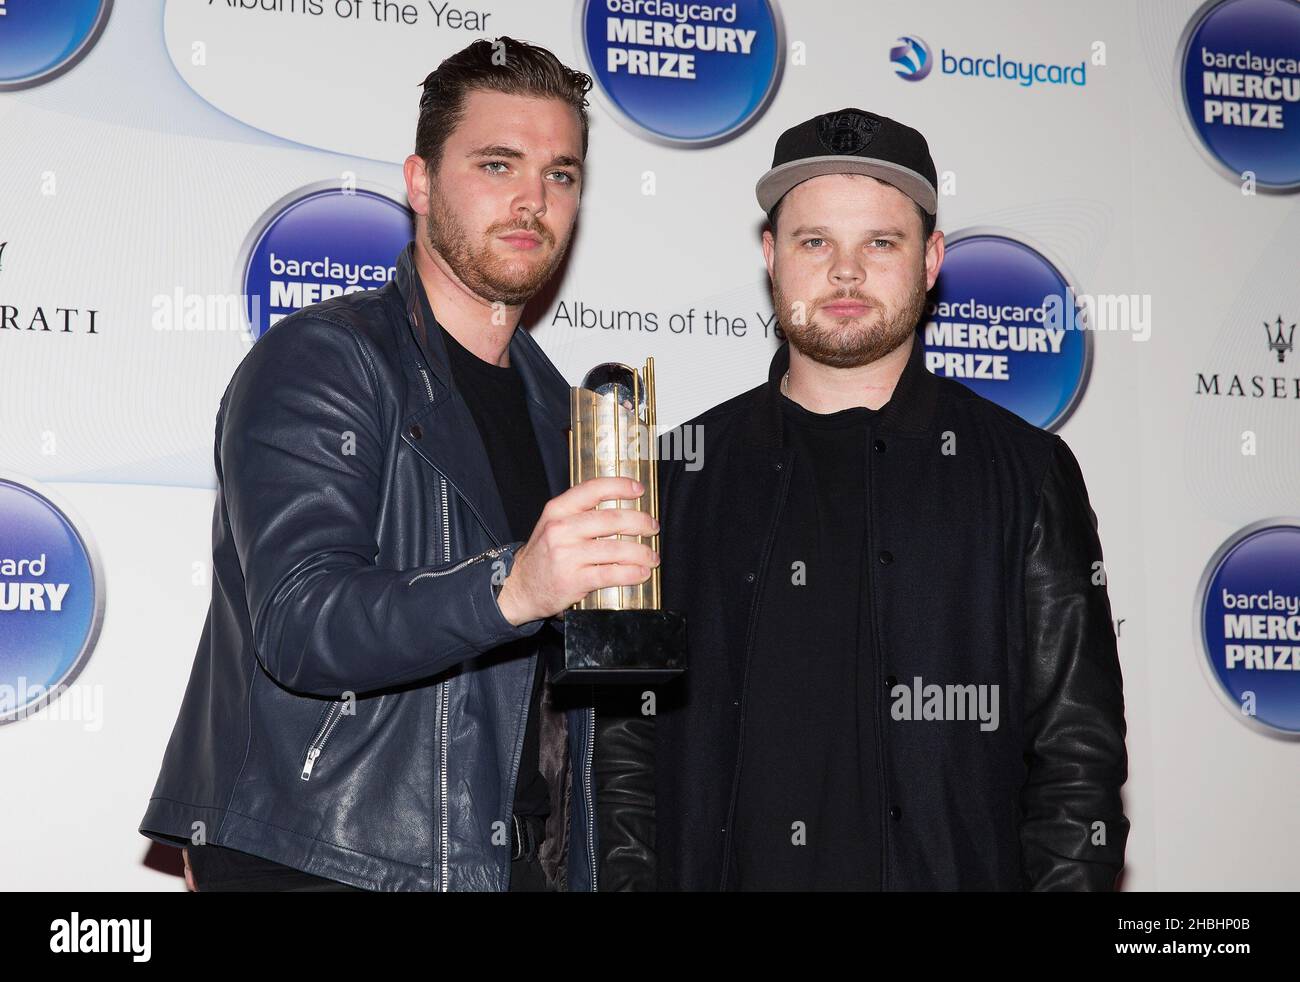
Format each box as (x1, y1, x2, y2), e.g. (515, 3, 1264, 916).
(801, 238, 825, 248)
(548, 171, 575, 185)
(871, 239, 894, 249)
(482, 161, 509, 174)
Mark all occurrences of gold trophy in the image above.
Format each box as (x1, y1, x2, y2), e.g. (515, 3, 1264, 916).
(552, 358, 686, 683)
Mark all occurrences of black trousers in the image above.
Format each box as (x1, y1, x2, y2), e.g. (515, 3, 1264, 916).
(507, 853, 552, 892)
(185, 843, 366, 892)
(185, 844, 550, 892)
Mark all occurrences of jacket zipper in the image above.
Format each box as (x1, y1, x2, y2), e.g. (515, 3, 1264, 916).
(864, 442, 889, 892)
(586, 704, 597, 892)
(300, 699, 347, 780)
(438, 473, 451, 892)
(408, 364, 452, 892)
(411, 362, 567, 891)
(406, 542, 507, 586)
(414, 364, 452, 892)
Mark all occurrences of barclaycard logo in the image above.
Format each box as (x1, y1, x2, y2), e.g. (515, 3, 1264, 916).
(1177, 0, 1300, 190)
(237, 182, 411, 342)
(1197, 520, 1300, 738)
(0, 475, 105, 724)
(893, 30, 1087, 88)
(576, 0, 785, 147)
(0, 0, 114, 92)
(890, 35, 932, 82)
(922, 229, 1092, 432)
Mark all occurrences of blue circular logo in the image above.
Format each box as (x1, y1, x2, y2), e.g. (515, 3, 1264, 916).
(0, 0, 112, 91)
(578, 0, 784, 146)
(923, 231, 1091, 431)
(1178, 0, 1300, 189)
(240, 183, 412, 341)
(0, 475, 105, 724)
(890, 35, 932, 82)
(1197, 521, 1300, 737)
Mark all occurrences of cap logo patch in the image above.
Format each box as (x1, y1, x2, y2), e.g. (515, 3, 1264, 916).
(816, 111, 881, 154)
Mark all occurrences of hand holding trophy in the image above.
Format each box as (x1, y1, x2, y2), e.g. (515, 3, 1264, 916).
(555, 358, 686, 683)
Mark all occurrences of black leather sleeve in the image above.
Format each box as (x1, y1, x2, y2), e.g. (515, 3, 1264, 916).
(221, 314, 543, 697)
(1019, 437, 1131, 890)
(593, 685, 656, 891)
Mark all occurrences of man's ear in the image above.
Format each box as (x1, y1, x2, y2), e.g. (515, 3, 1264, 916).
(761, 228, 775, 280)
(924, 229, 945, 291)
(404, 154, 431, 217)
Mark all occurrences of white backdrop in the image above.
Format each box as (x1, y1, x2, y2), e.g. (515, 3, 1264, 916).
(1, 0, 1298, 890)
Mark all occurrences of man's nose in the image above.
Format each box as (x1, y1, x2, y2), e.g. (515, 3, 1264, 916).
(829, 253, 865, 288)
(513, 175, 547, 223)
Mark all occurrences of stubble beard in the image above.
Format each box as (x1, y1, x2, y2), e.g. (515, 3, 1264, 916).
(772, 268, 929, 369)
(425, 182, 572, 306)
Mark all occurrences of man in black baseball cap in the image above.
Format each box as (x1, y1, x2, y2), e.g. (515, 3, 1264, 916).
(754, 107, 941, 385)
(756, 107, 939, 220)
(627, 107, 1130, 892)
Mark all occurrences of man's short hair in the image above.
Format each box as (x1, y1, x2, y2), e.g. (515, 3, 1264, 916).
(415, 37, 593, 176)
(767, 176, 937, 242)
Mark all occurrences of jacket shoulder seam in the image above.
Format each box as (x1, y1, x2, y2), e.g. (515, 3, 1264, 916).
(302, 312, 385, 427)
(936, 375, 1058, 443)
(1022, 434, 1067, 564)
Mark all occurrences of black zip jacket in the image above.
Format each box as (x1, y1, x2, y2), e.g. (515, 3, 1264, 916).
(599, 334, 1130, 891)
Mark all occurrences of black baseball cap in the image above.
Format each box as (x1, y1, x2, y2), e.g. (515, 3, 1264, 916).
(755, 108, 937, 218)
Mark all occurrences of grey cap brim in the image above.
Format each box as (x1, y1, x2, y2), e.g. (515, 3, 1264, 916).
(756, 156, 938, 216)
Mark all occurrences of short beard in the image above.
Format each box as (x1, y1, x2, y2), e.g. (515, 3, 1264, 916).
(425, 180, 571, 306)
(772, 269, 928, 369)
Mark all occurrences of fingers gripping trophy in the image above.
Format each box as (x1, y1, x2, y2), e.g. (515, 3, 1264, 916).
(552, 358, 686, 684)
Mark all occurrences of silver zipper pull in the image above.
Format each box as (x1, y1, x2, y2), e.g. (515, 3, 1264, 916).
(467, 546, 507, 566)
(301, 746, 321, 781)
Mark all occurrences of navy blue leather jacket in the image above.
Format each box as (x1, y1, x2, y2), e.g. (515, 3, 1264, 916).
(138, 241, 597, 891)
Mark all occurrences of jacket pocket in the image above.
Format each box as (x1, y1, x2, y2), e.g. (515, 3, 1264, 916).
(299, 697, 351, 781)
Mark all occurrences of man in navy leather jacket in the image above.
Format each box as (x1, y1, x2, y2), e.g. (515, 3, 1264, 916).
(138, 38, 658, 892)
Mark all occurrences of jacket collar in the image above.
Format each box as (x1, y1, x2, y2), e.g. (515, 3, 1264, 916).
(744, 332, 940, 449)
(395, 241, 570, 427)
(393, 240, 572, 544)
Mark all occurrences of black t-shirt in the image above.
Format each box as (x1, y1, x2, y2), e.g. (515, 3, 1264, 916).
(439, 323, 553, 821)
(729, 391, 883, 891)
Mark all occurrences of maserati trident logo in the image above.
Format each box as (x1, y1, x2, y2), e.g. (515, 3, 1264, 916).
(1265, 316, 1295, 363)
(1194, 311, 1300, 400)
